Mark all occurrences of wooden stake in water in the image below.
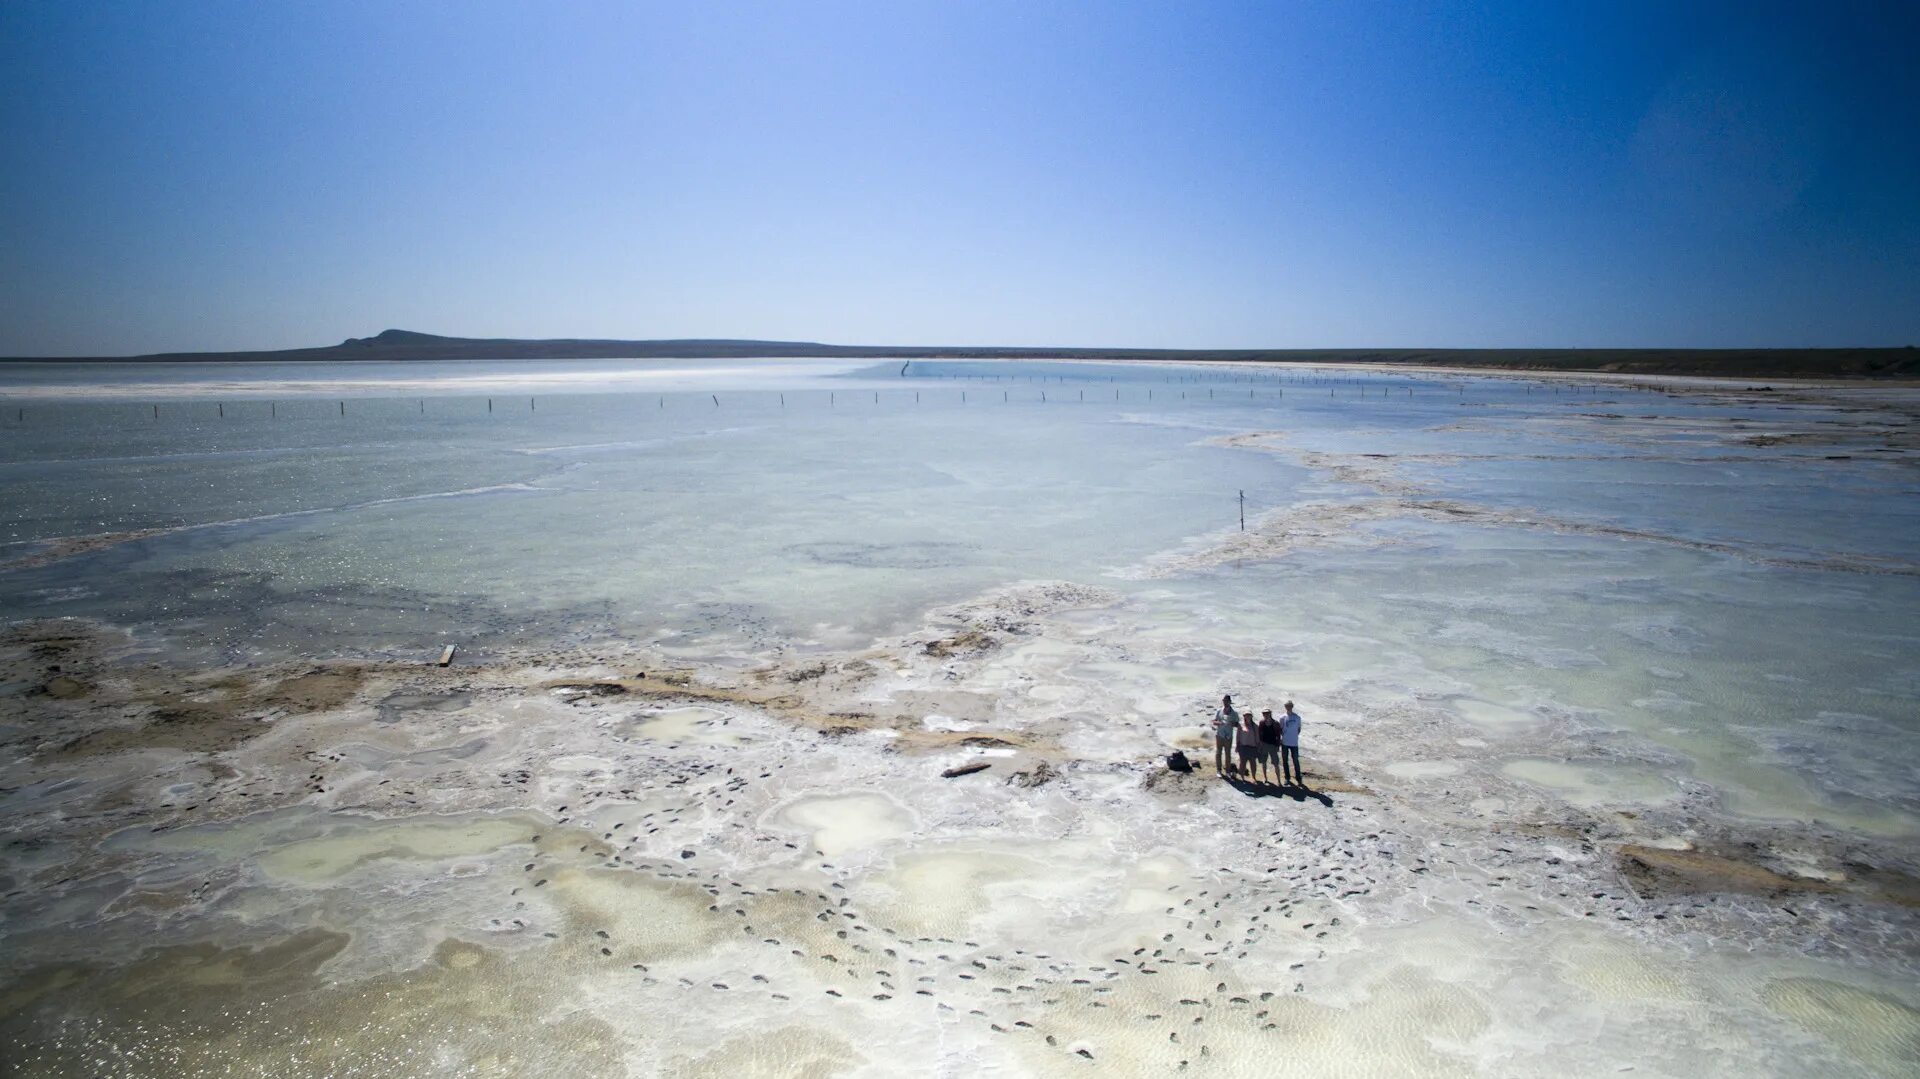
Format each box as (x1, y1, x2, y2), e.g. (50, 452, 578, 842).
(1239, 490, 1246, 531)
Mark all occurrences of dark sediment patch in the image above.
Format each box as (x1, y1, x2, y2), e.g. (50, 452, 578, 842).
(1007, 761, 1059, 788)
(539, 673, 1057, 755)
(923, 630, 998, 658)
(1618, 845, 1843, 903)
(1615, 844, 1920, 912)
(45, 664, 381, 759)
(41, 676, 91, 700)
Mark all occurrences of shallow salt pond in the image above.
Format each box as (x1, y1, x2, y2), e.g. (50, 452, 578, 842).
(1451, 698, 1542, 729)
(1500, 758, 1682, 808)
(115, 809, 543, 886)
(621, 706, 742, 746)
(855, 840, 1132, 950)
(770, 792, 915, 857)
(1384, 760, 1464, 780)
(258, 816, 537, 885)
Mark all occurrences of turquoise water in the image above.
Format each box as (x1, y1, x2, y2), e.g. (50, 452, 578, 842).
(2, 357, 1917, 836)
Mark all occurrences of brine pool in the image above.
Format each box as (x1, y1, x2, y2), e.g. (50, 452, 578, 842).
(1, 357, 1916, 1076)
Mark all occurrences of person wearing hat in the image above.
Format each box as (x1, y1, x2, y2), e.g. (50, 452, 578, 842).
(1279, 700, 1304, 787)
(1212, 694, 1238, 776)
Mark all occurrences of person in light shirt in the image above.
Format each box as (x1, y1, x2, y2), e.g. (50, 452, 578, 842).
(1279, 701, 1304, 787)
(1212, 694, 1238, 777)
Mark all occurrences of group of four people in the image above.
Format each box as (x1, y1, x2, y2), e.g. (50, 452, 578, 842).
(1212, 694, 1304, 787)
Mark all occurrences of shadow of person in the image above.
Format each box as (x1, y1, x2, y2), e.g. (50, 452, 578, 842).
(1230, 774, 1335, 806)
(1223, 775, 1337, 807)
(1287, 783, 1333, 806)
(1226, 776, 1282, 799)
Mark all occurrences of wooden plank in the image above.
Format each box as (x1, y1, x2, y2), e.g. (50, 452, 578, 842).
(436, 645, 456, 667)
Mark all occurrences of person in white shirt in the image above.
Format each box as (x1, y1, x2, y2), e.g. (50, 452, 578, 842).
(1279, 701, 1304, 787)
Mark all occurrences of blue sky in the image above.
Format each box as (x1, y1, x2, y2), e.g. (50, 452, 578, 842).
(2, 1, 1915, 354)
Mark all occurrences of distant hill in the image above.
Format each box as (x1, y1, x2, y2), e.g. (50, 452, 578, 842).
(6, 329, 1917, 379)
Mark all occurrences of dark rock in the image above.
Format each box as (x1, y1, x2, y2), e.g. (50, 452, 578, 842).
(1007, 761, 1059, 788)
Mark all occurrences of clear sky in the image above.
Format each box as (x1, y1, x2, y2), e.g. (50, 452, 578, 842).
(2, 1, 1916, 355)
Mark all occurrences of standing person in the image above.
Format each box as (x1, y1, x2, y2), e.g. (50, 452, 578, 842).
(1257, 708, 1283, 784)
(1279, 701, 1304, 787)
(1235, 710, 1262, 781)
(1212, 695, 1238, 777)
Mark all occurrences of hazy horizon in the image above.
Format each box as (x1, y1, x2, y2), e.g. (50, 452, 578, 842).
(8, 326, 1920, 361)
(3, 2, 1917, 356)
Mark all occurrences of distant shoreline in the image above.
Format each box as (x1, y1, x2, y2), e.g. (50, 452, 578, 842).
(4, 329, 1916, 380)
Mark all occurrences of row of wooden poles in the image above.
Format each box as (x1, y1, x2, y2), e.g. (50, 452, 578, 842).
(3, 376, 1632, 423)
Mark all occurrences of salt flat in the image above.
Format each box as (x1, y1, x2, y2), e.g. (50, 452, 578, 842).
(1, 358, 1916, 1076)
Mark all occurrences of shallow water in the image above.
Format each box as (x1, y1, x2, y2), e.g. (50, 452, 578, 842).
(8, 355, 1916, 834)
